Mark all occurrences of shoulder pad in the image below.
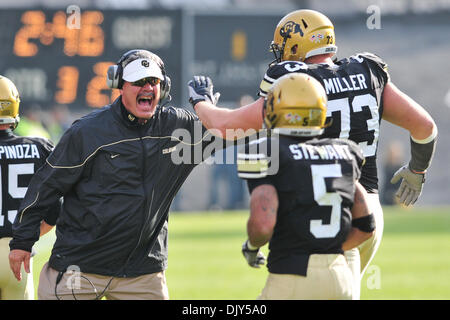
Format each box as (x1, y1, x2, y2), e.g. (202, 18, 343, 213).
(259, 61, 309, 97)
(25, 135, 54, 147)
(35, 137, 55, 153)
(351, 52, 389, 73)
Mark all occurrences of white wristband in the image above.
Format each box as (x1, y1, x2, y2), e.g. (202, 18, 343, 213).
(411, 125, 437, 144)
(247, 240, 259, 250)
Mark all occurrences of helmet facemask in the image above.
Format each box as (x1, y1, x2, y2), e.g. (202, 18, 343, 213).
(271, 10, 338, 63)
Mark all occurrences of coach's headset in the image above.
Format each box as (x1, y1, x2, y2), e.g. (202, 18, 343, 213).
(106, 49, 171, 102)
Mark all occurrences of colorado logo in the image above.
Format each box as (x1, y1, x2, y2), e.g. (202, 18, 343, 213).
(141, 60, 150, 67)
(280, 20, 304, 38)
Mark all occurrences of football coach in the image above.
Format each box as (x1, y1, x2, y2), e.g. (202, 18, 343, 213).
(8, 50, 226, 300)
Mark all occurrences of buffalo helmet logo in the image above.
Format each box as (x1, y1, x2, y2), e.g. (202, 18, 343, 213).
(279, 21, 304, 39)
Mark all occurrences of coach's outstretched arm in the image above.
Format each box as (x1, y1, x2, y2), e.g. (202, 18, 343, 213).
(382, 82, 437, 206)
(188, 76, 263, 139)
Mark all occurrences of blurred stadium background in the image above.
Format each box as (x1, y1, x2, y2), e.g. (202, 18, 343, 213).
(1, 0, 449, 300)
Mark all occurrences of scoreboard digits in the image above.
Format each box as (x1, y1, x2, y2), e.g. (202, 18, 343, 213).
(86, 62, 120, 108)
(55, 66, 79, 104)
(0, 8, 180, 111)
(13, 10, 104, 57)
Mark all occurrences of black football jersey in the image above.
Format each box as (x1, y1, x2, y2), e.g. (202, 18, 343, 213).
(0, 130, 56, 238)
(238, 134, 364, 276)
(259, 52, 389, 193)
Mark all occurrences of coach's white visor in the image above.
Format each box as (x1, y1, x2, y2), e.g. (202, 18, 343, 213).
(122, 58, 164, 82)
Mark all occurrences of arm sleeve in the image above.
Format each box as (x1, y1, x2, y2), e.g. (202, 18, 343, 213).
(10, 125, 86, 251)
(35, 137, 61, 226)
(409, 134, 437, 173)
(42, 198, 62, 226)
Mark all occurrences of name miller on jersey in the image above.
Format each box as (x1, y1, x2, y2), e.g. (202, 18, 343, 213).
(322, 73, 367, 94)
(0, 144, 41, 159)
(289, 143, 354, 161)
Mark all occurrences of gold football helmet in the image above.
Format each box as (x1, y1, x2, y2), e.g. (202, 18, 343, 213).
(271, 9, 337, 63)
(263, 73, 327, 137)
(0, 75, 20, 130)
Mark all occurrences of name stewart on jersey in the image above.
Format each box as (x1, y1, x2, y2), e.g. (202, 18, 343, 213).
(289, 143, 354, 161)
(322, 73, 367, 94)
(0, 144, 41, 159)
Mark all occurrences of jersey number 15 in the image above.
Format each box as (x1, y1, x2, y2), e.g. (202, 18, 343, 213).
(0, 163, 34, 227)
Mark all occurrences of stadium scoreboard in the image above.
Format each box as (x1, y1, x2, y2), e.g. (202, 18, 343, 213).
(0, 8, 182, 111)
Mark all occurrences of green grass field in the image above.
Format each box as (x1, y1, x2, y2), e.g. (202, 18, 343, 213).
(32, 206, 450, 300)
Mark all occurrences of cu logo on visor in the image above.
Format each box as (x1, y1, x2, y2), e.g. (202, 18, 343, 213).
(141, 60, 150, 67)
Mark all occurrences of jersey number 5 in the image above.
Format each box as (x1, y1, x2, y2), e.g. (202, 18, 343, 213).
(0, 163, 34, 226)
(310, 164, 342, 238)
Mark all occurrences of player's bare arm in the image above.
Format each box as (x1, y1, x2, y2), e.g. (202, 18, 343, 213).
(241, 184, 277, 269)
(382, 82, 436, 140)
(194, 98, 264, 139)
(342, 181, 375, 251)
(382, 81, 437, 205)
(248, 184, 278, 248)
(188, 75, 264, 139)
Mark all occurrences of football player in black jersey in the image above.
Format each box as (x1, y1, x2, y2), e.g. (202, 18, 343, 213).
(0, 75, 59, 299)
(237, 73, 375, 300)
(188, 9, 437, 299)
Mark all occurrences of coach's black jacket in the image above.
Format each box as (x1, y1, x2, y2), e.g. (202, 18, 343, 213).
(10, 98, 216, 277)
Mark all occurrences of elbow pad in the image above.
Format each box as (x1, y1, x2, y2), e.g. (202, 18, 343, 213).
(409, 126, 437, 173)
(352, 214, 376, 233)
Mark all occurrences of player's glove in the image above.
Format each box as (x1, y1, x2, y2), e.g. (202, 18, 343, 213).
(242, 240, 266, 268)
(187, 75, 220, 108)
(390, 165, 425, 206)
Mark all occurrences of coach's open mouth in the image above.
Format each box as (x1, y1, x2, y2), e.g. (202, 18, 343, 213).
(137, 93, 154, 108)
